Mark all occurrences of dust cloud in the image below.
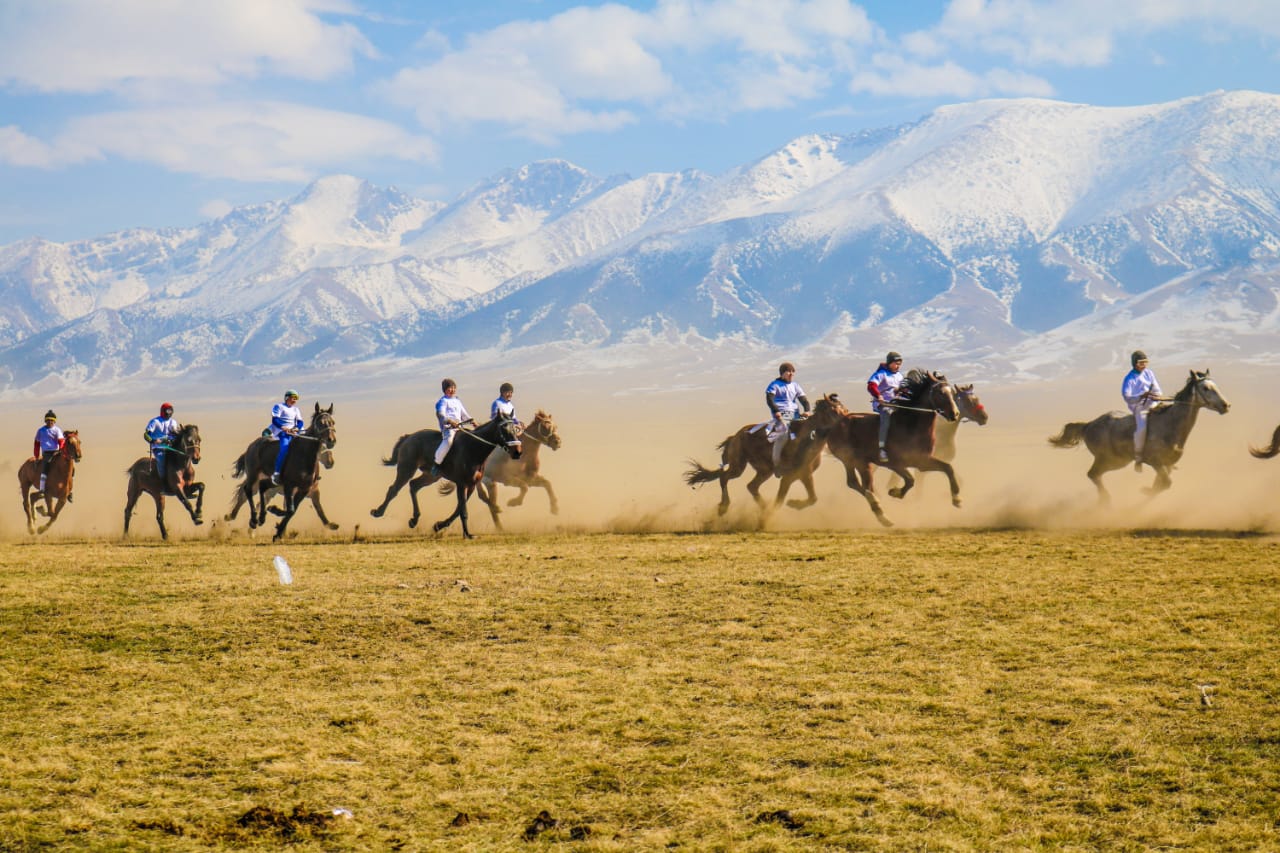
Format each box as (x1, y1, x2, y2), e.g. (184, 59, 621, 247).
(1, 358, 1277, 541)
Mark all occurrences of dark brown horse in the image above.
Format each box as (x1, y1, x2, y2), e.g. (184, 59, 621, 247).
(1249, 425, 1280, 459)
(1049, 369, 1229, 501)
(235, 403, 337, 540)
(123, 424, 205, 539)
(888, 381, 988, 492)
(370, 414, 522, 538)
(824, 370, 961, 527)
(19, 431, 81, 535)
(226, 442, 338, 529)
(440, 409, 563, 530)
(683, 394, 849, 517)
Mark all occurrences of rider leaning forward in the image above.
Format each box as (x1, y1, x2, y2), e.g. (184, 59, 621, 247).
(867, 351, 904, 463)
(1122, 350, 1163, 470)
(765, 362, 810, 472)
(33, 409, 65, 497)
(145, 402, 181, 486)
(270, 389, 306, 485)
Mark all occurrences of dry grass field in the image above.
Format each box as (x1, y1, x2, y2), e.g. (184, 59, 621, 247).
(2, 529, 1278, 850)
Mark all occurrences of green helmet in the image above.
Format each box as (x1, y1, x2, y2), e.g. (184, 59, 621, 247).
(284, 389, 299, 400)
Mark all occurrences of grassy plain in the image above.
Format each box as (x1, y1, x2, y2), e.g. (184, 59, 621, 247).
(2, 530, 1278, 851)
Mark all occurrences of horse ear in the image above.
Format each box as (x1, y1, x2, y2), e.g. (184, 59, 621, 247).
(327, 403, 334, 414)
(314, 402, 321, 413)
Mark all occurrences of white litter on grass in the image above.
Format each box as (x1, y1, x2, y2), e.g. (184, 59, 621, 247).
(331, 808, 354, 819)
(273, 555, 293, 585)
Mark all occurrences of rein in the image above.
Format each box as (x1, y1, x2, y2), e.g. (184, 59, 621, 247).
(458, 424, 521, 450)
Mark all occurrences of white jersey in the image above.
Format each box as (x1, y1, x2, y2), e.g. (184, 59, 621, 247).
(491, 397, 516, 421)
(436, 395, 470, 430)
(145, 416, 181, 444)
(1122, 368, 1162, 408)
(270, 403, 304, 438)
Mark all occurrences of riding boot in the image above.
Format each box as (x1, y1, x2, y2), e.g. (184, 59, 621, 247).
(271, 472, 281, 486)
(39, 475, 46, 493)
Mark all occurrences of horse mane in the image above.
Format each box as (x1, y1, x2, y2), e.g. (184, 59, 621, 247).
(534, 409, 549, 420)
(1173, 370, 1207, 402)
(896, 369, 944, 404)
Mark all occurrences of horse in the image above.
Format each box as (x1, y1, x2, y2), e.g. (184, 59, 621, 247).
(18, 431, 81, 535)
(225, 441, 338, 530)
(123, 424, 205, 540)
(370, 414, 522, 538)
(234, 403, 337, 540)
(1048, 369, 1230, 501)
(439, 409, 563, 531)
(887, 382, 988, 492)
(823, 370, 962, 527)
(683, 394, 849, 517)
(1249, 425, 1280, 459)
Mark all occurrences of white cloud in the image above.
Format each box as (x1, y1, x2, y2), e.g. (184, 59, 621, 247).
(4, 103, 435, 182)
(850, 55, 1053, 99)
(199, 199, 234, 220)
(0, 0, 374, 94)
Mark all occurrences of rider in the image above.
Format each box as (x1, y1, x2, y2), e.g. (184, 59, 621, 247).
(491, 381, 518, 424)
(270, 389, 306, 485)
(765, 362, 811, 471)
(433, 378, 473, 477)
(144, 402, 181, 487)
(868, 351, 904, 463)
(1122, 350, 1163, 469)
(33, 410, 65, 496)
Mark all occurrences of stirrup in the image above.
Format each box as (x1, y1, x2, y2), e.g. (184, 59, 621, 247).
(271, 472, 281, 485)
(877, 448, 890, 463)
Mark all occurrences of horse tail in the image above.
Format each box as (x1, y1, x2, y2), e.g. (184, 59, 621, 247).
(1249, 424, 1280, 459)
(232, 452, 246, 478)
(382, 434, 409, 466)
(683, 459, 723, 488)
(1047, 422, 1088, 448)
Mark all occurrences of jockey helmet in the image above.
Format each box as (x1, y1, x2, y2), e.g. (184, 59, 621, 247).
(1131, 350, 1147, 368)
(284, 389, 299, 400)
(44, 410, 57, 421)
(160, 402, 174, 415)
(499, 381, 514, 395)
(779, 362, 796, 374)
(886, 351, 903, 364)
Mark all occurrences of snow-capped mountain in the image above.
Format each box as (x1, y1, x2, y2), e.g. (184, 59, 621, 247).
(3, 90, 1279, 393)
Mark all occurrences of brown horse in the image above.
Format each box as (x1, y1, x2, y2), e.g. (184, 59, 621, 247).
(123, 424, 205, 539)
(441, 410, 563, 530)
(683, 394, 849, 517)
(235, 403, 337, 540)
(824, 370, 961, 527)
(1249, 425, 1280, 459)
(888, 381, 988, 492)
(19, 431, 81, 535)
(1049, 369, 1229, 501)
(370, 414, 522, 538)
(225, 442, 338, 529)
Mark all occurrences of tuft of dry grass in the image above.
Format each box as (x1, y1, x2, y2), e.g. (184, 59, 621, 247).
(1, 530, 1278, 850)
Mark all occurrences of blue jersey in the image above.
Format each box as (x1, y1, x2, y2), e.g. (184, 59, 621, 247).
(867, 365, 903, 413)
(145, 416, 180, 445)
(270, 403, 305, 437)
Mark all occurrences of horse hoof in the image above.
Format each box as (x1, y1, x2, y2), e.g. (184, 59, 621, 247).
(370, 508, 384, 518)
(327, 523, 339, 530)
(408, 517, 418, 529)
(550, 507, 559, 516)
(432, 521, 446, 533)
(952, 498, 962, 508)
(194, 519, 204, 526)
(888, 488, 904, 500)
(877, 515, 894, 528)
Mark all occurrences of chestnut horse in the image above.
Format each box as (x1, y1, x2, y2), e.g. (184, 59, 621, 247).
(226, 443, 338, 529)
(1249, 424, 1280, 459)
(19, 431, 81, 535)
(441, 410, 563, 530)
(370, 414, 522, 538)
(234, 403, 337, 541)
(683, 394, 848, 517)
(824, 370, 961, 527)
(1049, 369, 1229, 501)
(123, 424, 205, 540)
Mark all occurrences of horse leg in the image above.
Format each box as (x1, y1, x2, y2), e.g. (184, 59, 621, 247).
(171, 480, 201, 525)
(785, 470, 819, 511)
(476, 481, 503, 531)
(308, 491, 339, 530)
(529, 475, 559, 515)
(37, 497, 66, 535)
(370, 465, 415, 518)
(273, 487, 300, 542)
(432, 488, 466, 536)
(187, 481, 205, 524)
(22, 485, 35, 535)
(1143, 464, 1174, 496)
(1084, 459, 1112, 504)
(256, 480, 273, 528)
(406, 473, 434, 529)
(153, 493, 169, 540)
(915, 457, 961, 507)
(745, 467, 771, 511)
(124, 478, 141, 537)
(836, 456, 893, 528)
(887, 465, 916, 500)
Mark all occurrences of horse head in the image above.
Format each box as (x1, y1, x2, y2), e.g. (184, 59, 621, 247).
(179, 424, 202, 464)
(310, 403, 337, 448)
(903, 371, 959, 422)
(529, 410, 562, 450)
(1186, 369, 1230, 415)
(811, 393, 849, 427)
(319, 446, 336, 470)
(63, 430, 82, 462)
(955, 384, 989, 425)
(497, 413, 522, 459)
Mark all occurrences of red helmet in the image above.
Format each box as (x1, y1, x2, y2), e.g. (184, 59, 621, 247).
(160, 402, 174, 415)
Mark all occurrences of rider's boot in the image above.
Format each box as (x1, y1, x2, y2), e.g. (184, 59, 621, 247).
(271, 471, 281, 486)
(38, 474, 46, 494)
(878, 445, 890, 464)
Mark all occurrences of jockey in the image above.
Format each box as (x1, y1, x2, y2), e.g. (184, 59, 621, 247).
(765, 362, 810, 471)
(868, 351, 904, 463)
(33, 409, 65, 495)
(1122, 350, 1163, 468)
(144, 402, 181, 484)
(270, 389, 305, 485)
(491, 381, 518, 424)
(433, 378, 473, 477)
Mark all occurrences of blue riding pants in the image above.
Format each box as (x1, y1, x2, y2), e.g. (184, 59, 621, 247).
(274, 433, 293, 476)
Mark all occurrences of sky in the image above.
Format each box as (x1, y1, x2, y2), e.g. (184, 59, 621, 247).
(1, 0, 1278, 246)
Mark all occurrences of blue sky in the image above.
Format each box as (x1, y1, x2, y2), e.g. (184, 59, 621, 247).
(1, 0, 1278, 245)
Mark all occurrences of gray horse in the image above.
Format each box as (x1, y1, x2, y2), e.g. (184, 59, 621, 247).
(1049, 369, 1229, 501)
(1249, 425, 1280, 459)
